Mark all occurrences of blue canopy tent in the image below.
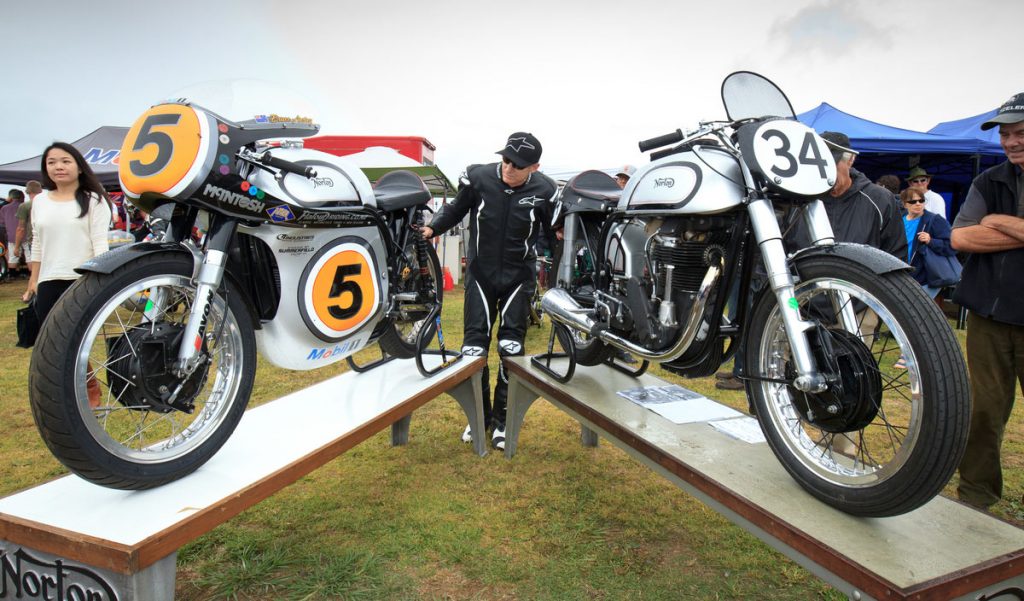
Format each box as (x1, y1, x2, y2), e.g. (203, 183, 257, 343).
(927, 110, 1001, 150)
(797, 103, 1005, 219)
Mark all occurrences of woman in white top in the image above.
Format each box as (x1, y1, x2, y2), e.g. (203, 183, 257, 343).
(25, 142, 112, 326)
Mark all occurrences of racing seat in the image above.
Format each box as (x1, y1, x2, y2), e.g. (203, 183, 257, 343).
(373, 170, 431, 212)
(560, 170, 622, 212)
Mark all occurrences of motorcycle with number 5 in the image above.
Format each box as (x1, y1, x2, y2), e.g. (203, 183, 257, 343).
(28, 101, 454, 490)
(539, 72, 969, 516)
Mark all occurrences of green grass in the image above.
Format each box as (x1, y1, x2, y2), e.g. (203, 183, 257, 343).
(0, 277, 1019, 600)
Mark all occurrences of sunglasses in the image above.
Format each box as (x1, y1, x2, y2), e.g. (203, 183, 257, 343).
(909, 178, 929, 184)
(502, 157, 527, 170)
(904, 199, 925, 205)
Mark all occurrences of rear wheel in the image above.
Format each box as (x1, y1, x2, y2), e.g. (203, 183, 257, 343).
(28, 253, 256, 490)
(744, 255, 969, 517)
(378, 240, 442, 358)
(0, 242, 8, 280)
(571, 325, 612, 366)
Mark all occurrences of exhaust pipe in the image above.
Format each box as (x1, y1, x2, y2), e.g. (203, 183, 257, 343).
(540, 287, 599, 333)
(541, 264, 722, 363)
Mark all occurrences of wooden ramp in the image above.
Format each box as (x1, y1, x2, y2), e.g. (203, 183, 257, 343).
(0, 356, 484, 600)
(503, 356, 1024, 601)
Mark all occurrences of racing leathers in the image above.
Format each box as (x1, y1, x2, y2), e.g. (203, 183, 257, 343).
(428, 163, 558, 431)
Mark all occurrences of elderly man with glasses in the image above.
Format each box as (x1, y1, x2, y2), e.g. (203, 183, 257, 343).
(421, 132, 558, 451)
(906, 166, 948, 220)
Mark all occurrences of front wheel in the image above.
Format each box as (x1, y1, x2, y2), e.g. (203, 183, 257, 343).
(744, 255, 969, 517)
(28, 253, 256, 490)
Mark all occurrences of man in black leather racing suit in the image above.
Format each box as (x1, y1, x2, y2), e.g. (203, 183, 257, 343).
(421, 132, 557, 450)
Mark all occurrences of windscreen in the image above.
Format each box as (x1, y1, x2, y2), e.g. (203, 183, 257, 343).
(721, 72, 795, 122)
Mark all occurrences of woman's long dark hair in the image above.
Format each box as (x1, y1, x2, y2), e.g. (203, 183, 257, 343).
(40, 142, 111, 218)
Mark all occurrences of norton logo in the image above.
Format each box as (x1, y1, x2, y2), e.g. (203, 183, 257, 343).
(0, 547, 118, 600)
(202, 184, 266, 214)
(83, 147, 120, 166)
(311, 177, 334, 189)
(518, 196, 544, 206)
(267, 205, 296, 223)
(654, 178, 676, 188)
(276, 233, 314, 242)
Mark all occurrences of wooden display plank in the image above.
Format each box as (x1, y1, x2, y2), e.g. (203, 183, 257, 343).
(503, 356, 1024, 601)
(0, 356, 484, 578)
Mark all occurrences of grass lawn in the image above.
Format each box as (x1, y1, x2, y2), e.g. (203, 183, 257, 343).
(0, 276, 1021, 600)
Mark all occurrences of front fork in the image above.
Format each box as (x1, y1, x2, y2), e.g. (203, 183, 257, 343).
(748, 197, 830, 393)
(174, 214, 237, 378)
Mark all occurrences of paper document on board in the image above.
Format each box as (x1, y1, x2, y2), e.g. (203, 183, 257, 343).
(617, 385, 743, 424)
(710, 416, 767, 444)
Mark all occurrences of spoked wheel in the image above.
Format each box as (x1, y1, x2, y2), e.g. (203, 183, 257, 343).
(745, 255, 968, 517)
(378, 240, 442, 358)
(558, 280, 612, 366)
(28, 253, 256, 490)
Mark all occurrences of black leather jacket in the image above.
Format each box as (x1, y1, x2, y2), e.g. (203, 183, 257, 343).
(429, 163, 557, 285)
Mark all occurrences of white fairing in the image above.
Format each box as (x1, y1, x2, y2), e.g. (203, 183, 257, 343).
(248, 146, 377, 208)
(619, 147, 744, 214)
(242, 224, 390, 371)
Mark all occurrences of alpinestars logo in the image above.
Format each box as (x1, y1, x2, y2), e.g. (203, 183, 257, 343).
(506, 137, 536, 153)
(461, 346, 486, 357)
(518, 196, 544, 206)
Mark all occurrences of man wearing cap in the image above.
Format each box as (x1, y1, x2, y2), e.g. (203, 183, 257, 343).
(421, 132, 558, 450)
(950, 93, 1024, 509)
(788, 131, 906, 260)
(615, 165, 636, 189)
(906, 166, 947, 220)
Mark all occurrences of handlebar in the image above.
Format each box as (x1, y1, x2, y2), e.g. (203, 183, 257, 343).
(259, 151, 317, 179)
(638, 129, 684, 153)
(650, 147, 678, 161)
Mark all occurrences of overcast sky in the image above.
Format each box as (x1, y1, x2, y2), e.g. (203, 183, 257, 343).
(1, 0, 1019, 187)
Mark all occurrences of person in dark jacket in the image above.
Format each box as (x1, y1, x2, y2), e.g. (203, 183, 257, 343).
(421, 132, 558, 450)
(787, 132, 907, 262)
(902, 187, 956, 296)
(889, 187, 957, 369)
(950, 93, 1024, 509)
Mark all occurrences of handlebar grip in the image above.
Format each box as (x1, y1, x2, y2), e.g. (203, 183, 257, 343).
(260, 152, 317, 178)
(650, 146, 678, 161)
(638, 129, 684, 153)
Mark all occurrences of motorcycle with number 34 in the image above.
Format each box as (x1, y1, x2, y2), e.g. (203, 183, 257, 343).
(28, 101, 455, 490)
(538, 71, 969, 516)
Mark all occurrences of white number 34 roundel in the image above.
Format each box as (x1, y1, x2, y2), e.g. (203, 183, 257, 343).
(750, 120, 837, 197)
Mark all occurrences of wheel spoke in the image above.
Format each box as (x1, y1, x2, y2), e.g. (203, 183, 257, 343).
(758, 275, 927, 486)
(73, 273, 246, 460)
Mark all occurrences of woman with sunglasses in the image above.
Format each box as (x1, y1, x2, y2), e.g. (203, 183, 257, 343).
(895, 188, 957, 368)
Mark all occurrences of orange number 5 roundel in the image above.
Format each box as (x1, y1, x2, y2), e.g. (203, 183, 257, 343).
(119, 104, 209, 199)
(305, 245, 379, 338)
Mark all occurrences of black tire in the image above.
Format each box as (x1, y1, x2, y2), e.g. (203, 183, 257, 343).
(0, 242, 8, 280)
(378, 241, 442, 358)
(28, 253, 256, 490)
(744, 255, 969, 517)
(571, 326, 612, 366)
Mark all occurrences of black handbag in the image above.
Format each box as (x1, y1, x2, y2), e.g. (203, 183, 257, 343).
(16, 301, 40, 348)
(922, 245, 963, 288)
